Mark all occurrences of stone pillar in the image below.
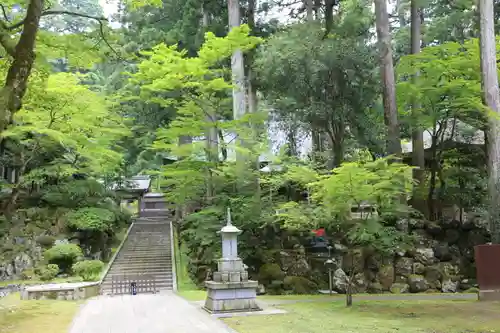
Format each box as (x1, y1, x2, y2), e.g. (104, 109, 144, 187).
(204, 208, 261, 313)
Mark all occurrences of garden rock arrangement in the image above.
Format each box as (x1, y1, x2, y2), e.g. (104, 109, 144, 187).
(257, 214, 487, 295)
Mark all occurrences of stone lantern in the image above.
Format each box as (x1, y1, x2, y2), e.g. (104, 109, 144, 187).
(203, 208, 261, 313)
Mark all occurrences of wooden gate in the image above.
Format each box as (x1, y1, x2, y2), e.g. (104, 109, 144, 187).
(111, 274, 157, 295)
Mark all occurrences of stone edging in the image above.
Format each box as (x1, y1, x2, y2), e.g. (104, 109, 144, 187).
(170, 221, 178, 291)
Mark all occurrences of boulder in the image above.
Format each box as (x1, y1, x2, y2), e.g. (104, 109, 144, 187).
(396, 219, 409, 232)
(407, 275, 429, 293)
(412, 262, 425, 275)
(441, 217, 460, 230)
(437, 262, 459, 279)
(425, 221, 443, 236)
(377, 265, 395, 290)
(395, 257, 413, 277)
(353, 272, 367, 293)
(442, 279, 459, 293)
(408, 218, 425, 229)
(13, 253, 33, 275)
(342, 249, 364, 274)
(433, 243, 452, 261)
(367, 282, 384, 294)
(445, 229, 460, 245)
(332, 268, 348, 293)
(390, 283, 410, 294)
(424, 265, 443, 286)
(414, 248, 435, 266)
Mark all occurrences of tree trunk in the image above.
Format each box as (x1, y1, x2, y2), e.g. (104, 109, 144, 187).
(374, 0, 402, 157)
(227, 0, 246, 122)
(479, 0, 500, 243)
(202, 4, 218, 202)
(410, 0, 425, 203)
(305, 0, 314, 21)
(0, 0, 44, 134)
(246, 0, 258, 115)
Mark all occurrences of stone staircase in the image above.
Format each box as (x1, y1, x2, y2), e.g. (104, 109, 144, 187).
(100, 193, 175, 295)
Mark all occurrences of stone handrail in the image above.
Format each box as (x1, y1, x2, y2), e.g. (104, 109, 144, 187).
(99, 222, 135, 283)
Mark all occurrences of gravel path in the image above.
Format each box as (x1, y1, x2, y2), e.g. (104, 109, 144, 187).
(69, 291, 236, 333)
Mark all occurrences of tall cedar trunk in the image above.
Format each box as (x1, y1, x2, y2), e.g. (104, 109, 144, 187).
(410, 0, 426, 205)
(324, 0, 335, 35)
(247, 0, 258, 115)
(228, 0, 246, 121)
(228, 0, 246, 187)
(0, 0, 44, 134)
(374, 0, 402, 157)
(479, 0, 500, 243)
(176, 135, 193, 220)
(305, 0, 314, 21)
(202, 4, 218, 202)
(247, 0, 261, 201)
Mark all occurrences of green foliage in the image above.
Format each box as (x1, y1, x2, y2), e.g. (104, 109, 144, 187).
(3, 73, 128, 178)
(44, 244, 83, 273)
(65, 207, 115, 232)
(20, 268, 36, 280)
(72, 260, 104, 281)
(312, 158, 413, 218)
(36, 264, 60, 281)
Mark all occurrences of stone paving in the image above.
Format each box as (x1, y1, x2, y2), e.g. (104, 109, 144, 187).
(69, 291, 237, 333)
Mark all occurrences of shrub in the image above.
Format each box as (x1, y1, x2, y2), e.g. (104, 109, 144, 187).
(35, 235, 56, 248)
(44, 244, 83, 273)
(21, 268, 36, 280)
(65, 207, 115, 232)
(258, 263, 285, 294)
(36, 264, 59, 281)
(284, 276, 318, 294)
(72, 260, 104, 281)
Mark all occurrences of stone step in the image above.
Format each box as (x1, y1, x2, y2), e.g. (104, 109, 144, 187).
(105, 272, 173, 279)
(100, 280, 173, 289)
(116, 255, 172, 260)
(117, 253, 172, 258)
(110, 264, 172, 270)
(100, 284, 173, 294)
(109, 263, 172, 272)
(108, 266, 172, 273)
(109, 262, 172, 268)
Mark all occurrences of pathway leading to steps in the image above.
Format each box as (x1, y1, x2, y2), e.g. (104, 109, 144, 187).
(69, 292, 236, 333)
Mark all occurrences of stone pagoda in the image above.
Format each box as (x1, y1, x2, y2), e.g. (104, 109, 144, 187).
(204, 208, 261, 313)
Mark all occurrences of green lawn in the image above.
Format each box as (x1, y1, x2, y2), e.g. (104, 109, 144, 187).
(0, 293, 81, 333)
(223, 299, 500, 333)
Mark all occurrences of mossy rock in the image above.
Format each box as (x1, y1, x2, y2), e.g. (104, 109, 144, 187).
(36, 235, 56, 248)
(283, 276, 318, 294)
(390, 283, 409, 294)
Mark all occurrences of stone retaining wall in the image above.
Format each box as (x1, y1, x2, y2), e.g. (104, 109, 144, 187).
(0, 284, 23, 298)
(20, 282, 100, 301)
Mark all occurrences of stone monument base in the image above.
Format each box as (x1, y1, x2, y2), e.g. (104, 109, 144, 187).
(204, 280, 261, 313)
(479, 289, 500, 301)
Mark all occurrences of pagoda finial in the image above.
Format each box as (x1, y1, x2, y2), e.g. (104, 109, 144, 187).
(227, 207, 232, 226)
